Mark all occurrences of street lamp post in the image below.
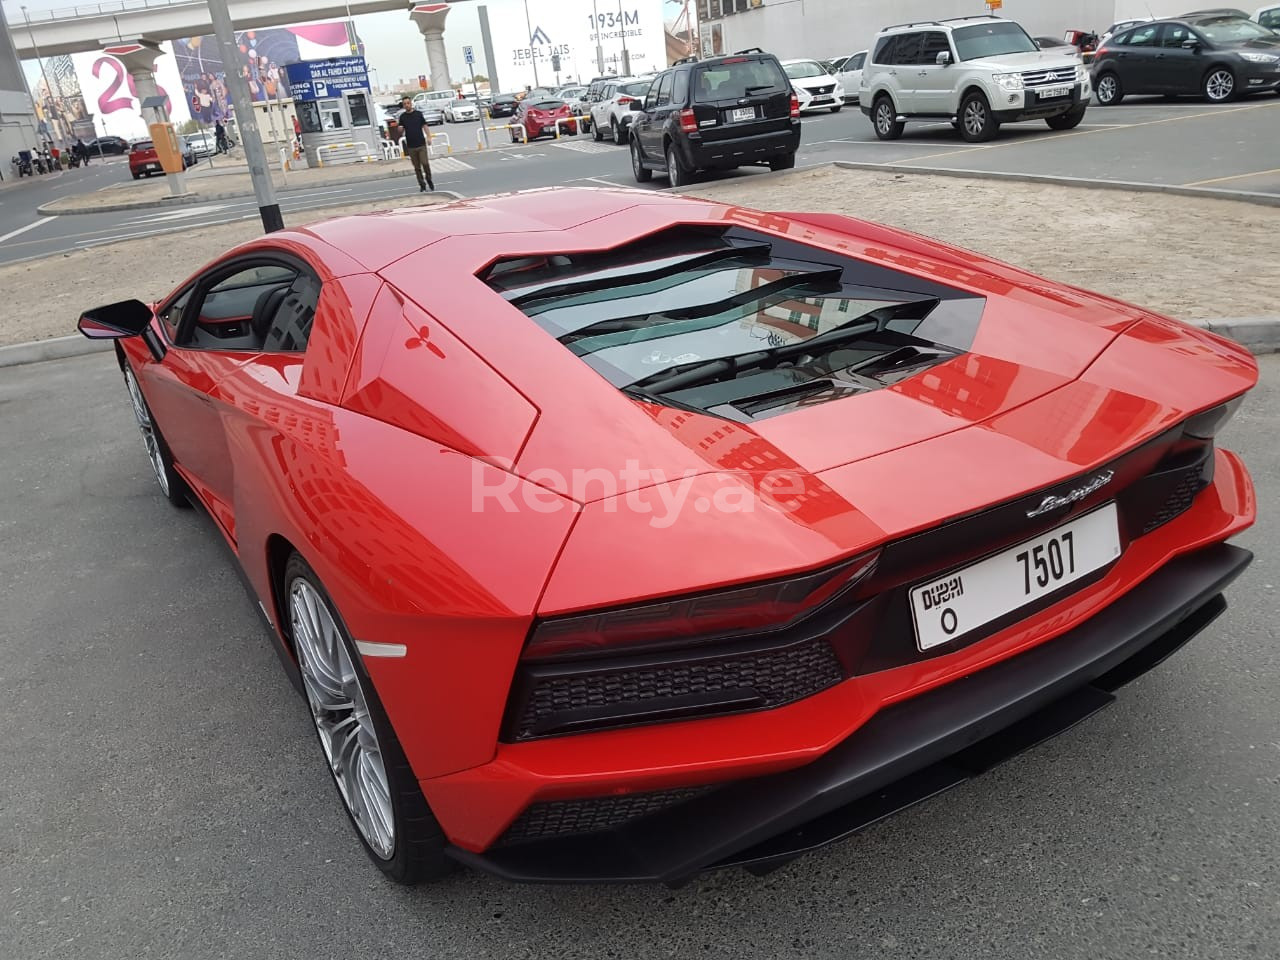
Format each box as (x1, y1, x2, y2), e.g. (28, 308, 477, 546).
(522, 0, 539, 88)
(21, 5, 63, 148)
(617, 0, 630, 76)
(591, 0, 604, 76)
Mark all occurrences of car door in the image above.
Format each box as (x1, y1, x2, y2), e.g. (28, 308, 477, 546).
(837, 51, 866, 101)
(911, 31, 956, 114)
(1114, 22, 1162, 92)
(632, 75, 660, 159)
(645, 72, 675, 153)
(591, 84, 615, 129)
(887, 33, 924, 112)
(1154, 22, 1200, 92)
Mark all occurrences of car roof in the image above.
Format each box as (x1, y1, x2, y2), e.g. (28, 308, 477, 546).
(878, 15, 1007, 34)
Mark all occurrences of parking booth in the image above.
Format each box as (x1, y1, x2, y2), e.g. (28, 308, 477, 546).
(284, 57, 378, 168)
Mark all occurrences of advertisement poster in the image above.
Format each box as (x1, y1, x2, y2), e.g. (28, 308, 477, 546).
(68, 21, 359, 140)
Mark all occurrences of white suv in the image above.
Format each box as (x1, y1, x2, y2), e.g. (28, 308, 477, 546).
(861, 16, 1090, 143)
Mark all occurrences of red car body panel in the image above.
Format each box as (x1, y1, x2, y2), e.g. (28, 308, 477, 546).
(110, 188, 1256, 877)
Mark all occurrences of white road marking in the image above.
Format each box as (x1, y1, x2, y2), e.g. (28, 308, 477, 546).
(0, 218, 54, 244)
(120, 204, 234, 225)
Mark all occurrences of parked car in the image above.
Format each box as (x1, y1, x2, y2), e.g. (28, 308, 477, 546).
(76, 187, 1257, 886)
(444, 98, 480, 122)
(589, 77, 653, 143)
(782, 58, 845, 112)
(1092, 14, 1280, 104)
(512, 98, 579, 141)
(1257, 4, 1280, 28)
(629, 50, 800, 188)
(85, 135, 129, 155)
(1034, 36, 1082, 57)
(834, 50, 868, 103)
(183, 131, 217, 159)
(129, 139, 167, 178)
(861, 16, 1089, 143)
(487, 93, 519, 118)
(1100, 17, 1153, 44)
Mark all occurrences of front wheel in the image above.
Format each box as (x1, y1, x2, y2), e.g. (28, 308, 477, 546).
(1095, 72, 1123, 106)
(631, 138, 652, 182)
(958, 91, 998, 142)
(1046, 106, 1087, 131)
(285, 553, 452, 885)
(1203, 67, 1236, 103)
(122, 364, 189, 507)
(592, 117, 604, 141)
(829, 104, 843, 113)
(872, 96, 904, 140)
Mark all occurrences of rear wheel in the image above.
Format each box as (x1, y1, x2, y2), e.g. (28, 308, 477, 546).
(1095, 72, 1123, 105)
(631, 138, 652, 182)
(592, 117, 604, 141)
(285, 553, 452, 885)
(612, 118, 624, 145)
(959, 91, 998, 142)
(666, 143, 691, 189)
(1046, 105, 1087, 131)
(829, 104, 843, 113)
(1203, 67, 1236, 103)
(769, 152, 796, 172)
(872, 96, 904, 140)
(122, 363, 189, 508)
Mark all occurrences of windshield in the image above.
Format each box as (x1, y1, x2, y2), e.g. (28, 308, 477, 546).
(783, 60, 828, 79)
(953, 21, 1039, 60)
(1196, 17, 1275, 42)
(693, 57, 788, 101)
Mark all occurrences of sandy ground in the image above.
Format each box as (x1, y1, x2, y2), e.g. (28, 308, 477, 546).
(3, 166, 1276, 347)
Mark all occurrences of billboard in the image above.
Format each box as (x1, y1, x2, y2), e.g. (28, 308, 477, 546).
(284, 57, 371, 101)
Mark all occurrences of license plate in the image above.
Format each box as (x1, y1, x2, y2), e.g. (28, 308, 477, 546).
(909, 502, 1121, 652)
(731, 107, 756, 122)
(1039, 84, 1071, 98)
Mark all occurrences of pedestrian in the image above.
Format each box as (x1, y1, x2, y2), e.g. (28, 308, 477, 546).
(75, 137, 89, 165)
(215, 119, 228, 153)
(396, 96, 434, 192)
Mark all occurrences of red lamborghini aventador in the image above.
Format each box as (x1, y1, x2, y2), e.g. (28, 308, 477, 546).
(78, 188, 1256, 886)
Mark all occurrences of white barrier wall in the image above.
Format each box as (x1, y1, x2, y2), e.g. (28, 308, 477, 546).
(704, 0, 1128, 63)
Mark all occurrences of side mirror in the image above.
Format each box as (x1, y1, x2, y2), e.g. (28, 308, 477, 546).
(936, 51, 952, 66)
(1181, 39, 1201, 50)
(78, 299, 152, 340)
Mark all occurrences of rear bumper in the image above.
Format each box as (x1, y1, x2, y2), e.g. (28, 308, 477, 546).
(680, 123, 801, 169)
(446, 541, 1251, 885)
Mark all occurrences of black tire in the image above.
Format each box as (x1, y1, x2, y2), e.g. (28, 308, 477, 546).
(630, 137, 652, 182)
(1046, 105, 1087, 131)
(872, 96, 904, 140)
(1203, 66, 1237, 103)
(666, 142, 691, 189)
(592, 117, 604, 141)
(283, 552, 453, 885)
(612, 118, 624, 145)
(829, 104, 843, 113)
(132, 172, 141, 180)
(121, 362, 190, 508)
(1095, 71, 1123, 105)
(958, 90, 998, 142)
(769, 152, 796, 172)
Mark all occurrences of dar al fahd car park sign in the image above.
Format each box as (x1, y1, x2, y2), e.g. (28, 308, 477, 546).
(283, 56, 371, 101)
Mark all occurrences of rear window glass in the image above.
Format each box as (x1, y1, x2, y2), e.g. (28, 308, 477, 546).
(692, 58, 787, 102)
(531, 100, 564, 110)
(620, 81, 651, 97)
(133, 141, 153, 150)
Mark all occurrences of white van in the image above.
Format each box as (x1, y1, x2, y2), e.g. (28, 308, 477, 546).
(414, 89, 458, 108)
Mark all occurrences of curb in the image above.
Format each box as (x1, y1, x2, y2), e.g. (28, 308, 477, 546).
(3, 315, 1274, 370)
(38, 165, 424, 216)
(831, 161, 1280, 208)
(0, 334, 111, 368)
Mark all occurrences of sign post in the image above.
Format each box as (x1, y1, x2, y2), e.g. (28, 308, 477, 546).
(464, 44, 489, 149)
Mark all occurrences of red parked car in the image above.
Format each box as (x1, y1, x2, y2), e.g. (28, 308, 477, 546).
(129, 137, 191, 178)
(77, 189, 1256, 887)
(511, 97, 579, 141)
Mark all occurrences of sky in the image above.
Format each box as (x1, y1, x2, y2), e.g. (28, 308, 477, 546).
(8, 0, 693, 95)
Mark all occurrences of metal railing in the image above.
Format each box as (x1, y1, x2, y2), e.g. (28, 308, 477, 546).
(553, 116, 585, 139)
(428, 132, 452, 157)
(10, 0, 202, 22)
(314, 141, 375, 166)
(477, 124, 526, 149)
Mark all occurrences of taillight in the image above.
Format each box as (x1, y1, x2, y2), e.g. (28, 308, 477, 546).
(523, 553, 878, 661)
(789, 92, 800, 117)
(1094, 46, 1108, 58)
(617, 96, 634, 105)
(678, 107, 698, 132)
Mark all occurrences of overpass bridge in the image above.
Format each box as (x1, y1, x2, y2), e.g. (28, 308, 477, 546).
(7, 0, 460, 58)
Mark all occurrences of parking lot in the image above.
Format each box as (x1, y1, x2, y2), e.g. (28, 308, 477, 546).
(3, 349, 1277, 960)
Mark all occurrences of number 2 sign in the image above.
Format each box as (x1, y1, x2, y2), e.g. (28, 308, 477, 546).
(92, 56, 172, 116)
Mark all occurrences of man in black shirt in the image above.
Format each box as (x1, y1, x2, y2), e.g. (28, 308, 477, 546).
(397, 96, 434, 192)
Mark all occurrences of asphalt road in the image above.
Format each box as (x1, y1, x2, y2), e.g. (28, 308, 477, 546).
(1, 94, 1277, 266)
(2, 351, 1277, 960)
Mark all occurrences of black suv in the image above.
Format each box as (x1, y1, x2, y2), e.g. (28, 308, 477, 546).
(628, 50, 800, 188)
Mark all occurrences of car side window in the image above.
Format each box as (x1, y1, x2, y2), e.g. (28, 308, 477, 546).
(851, 52, 866, 70)
(872, 35, 897, 64)
(892, 34, 924, 66)
(1123, 24, 1159, 46)
(919, 32, 951, 63)
(654, 73, 673, 107)
(645, 75, 664, 109)
(673, 70, 689, 105)
(1158, 24, 1191, 48)
(179, 262, 317, 353)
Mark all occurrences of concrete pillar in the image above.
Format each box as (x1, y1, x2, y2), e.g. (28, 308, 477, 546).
(409, 3, 453, 96)
(105, 40, 187, 196)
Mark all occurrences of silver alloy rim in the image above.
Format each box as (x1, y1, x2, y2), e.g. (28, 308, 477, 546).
(1206, 70, 1233, 101)
(1099, 76, 1116, 102)
(632, 141, 643, 177)
(877, 103, 892, 134)
(667, 148, 680, 186)
(124, 367, 169, 496)
(964, 100, 985, 137)
(289, 579, 395, 859)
